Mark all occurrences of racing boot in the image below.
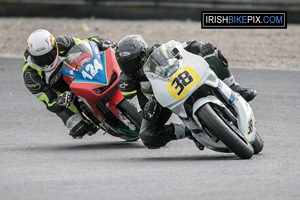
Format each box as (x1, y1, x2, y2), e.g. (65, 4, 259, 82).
(230, 82, 257, 102)
(141, 99, 173, 149)
(86, 123, 100, 136)
(69, 120, 99, 139)
(222, 75, 257, 102)
(143, 123, 199, 149)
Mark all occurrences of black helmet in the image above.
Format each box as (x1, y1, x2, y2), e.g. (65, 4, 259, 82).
(115, 35, 148, 78)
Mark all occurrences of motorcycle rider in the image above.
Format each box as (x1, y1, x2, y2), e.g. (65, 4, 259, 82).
(115, 35, 257, 148)
(23, 29, 116, 139)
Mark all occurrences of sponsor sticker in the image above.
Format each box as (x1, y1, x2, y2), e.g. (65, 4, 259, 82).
(247, 119, 253, 135)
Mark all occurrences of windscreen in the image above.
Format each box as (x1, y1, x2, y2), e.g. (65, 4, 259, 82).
(143, 41, 181, 78)
(62, 42, 93, 71)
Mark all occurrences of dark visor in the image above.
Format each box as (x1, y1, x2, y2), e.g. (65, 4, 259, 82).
(118, 55, 146, 77)
(31, 48, 57, 68)
(118, 58, 140, 77)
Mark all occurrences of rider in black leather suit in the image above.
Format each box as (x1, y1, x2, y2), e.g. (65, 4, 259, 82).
(115, 35, 257, 148)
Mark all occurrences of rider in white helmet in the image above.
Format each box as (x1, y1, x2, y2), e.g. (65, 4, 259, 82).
(23, 29, 117, 139)
(26, 29, 59, 72)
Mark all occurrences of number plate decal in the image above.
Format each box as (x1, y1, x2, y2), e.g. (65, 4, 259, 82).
(247, 119, 253, 135)
(167, 66, 200, 100)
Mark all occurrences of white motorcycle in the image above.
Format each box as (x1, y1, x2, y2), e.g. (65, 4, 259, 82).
(143, 40, 263, 159)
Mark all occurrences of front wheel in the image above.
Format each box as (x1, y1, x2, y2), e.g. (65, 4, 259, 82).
(196, 103, 254, 159)
(252, 133, 264, 154)
(115, 99, 142, 141)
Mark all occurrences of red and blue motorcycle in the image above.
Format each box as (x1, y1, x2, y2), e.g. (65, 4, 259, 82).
(62, 41, 141, 141)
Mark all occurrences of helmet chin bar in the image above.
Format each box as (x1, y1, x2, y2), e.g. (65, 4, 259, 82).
(40, 52, 59, 72)
(133, 67, 145, 80)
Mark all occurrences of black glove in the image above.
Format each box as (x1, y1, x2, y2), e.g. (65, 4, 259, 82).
(101, 40, 117, 51)
(57, 91, 74, 108)
(199, 42, 216, 57)
(143, 98, 161, 121)
(109, 42, 118, 51)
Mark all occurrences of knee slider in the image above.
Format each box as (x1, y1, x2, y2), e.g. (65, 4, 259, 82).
(140, 128, 164, 148)
(140, 124, 174, 148)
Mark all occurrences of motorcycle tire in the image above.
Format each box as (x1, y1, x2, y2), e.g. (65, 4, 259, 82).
(196, 103, 254, 159)
(252, 133, 264, 154)
(116, 99, 142, 142)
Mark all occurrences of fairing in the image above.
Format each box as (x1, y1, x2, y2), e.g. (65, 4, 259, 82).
(62, 41, 123, 120)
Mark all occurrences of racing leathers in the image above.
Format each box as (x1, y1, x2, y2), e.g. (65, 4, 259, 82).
(119, 40, 256, 148)
(23, 35, 116, 138)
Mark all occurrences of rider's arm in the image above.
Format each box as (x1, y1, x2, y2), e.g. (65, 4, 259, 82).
(23, 57, 92, 136)
(183, 40, 230, 81)
(23, 52, 65, 113)
(183, 40, 215, 56)
(54, 35, 116, 55)
(23, 51, 83, 126)
(51, 35, 116, 56)
(74, 36, 117, 51)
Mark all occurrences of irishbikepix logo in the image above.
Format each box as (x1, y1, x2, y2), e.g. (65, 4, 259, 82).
(201, 11, 287, 29)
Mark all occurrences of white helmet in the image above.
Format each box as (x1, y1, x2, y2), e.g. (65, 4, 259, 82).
(27, 29, 59, 72)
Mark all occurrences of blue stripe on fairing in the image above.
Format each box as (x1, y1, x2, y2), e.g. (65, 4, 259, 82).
(216, 79, 222, 91)
(179, 116, 190, 121)
(229, 91, 236, 104)
(191, 129, 203, 134)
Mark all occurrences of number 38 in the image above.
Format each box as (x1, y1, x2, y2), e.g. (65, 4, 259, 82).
(171, 71, 193, 96)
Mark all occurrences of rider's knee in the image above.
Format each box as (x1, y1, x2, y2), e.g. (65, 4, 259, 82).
(140, 123, 175, 148)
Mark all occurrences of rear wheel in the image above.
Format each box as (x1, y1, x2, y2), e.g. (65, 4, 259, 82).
(196, 103, 254, 159)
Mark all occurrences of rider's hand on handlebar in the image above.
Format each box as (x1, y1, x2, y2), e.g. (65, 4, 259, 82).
(199, 42, 216, 57)
(57, 91, 75, 108)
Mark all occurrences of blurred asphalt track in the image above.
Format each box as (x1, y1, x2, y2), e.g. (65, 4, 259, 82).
(0, 0, 300, 22)
(1, 56, 300, 200)
(0, 1, 300, 199)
